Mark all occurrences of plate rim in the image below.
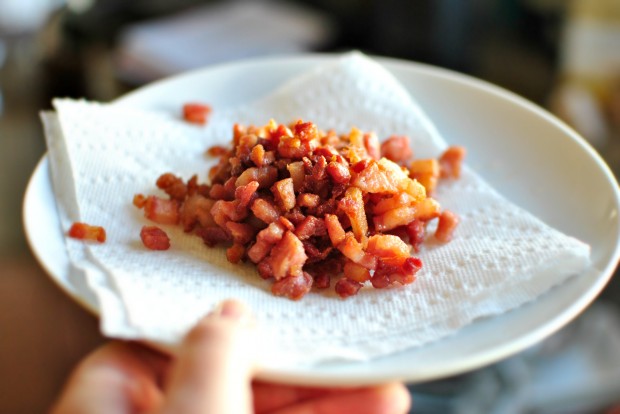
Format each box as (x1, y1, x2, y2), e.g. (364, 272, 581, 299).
(23, 52, 620, 386)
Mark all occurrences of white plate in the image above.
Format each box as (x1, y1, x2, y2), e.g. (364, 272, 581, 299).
(24, 54, 620, 385)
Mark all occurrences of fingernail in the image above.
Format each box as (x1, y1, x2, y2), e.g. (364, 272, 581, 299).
(212, 300, 246, 320)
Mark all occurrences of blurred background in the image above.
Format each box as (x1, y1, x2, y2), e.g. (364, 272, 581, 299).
(1, 0, 620, 412)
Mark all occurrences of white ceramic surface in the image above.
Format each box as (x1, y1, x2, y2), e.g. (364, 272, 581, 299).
(24, 54, 620, 385)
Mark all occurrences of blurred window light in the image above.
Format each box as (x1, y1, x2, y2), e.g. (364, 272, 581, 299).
(66, 0, 95, 14)
(114, 0, 335, 84)
(0, 0, 64, 35)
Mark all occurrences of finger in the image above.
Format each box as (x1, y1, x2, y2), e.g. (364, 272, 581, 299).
(268, 382, 411, 414)
(50, 342, 169, 414)
(159, 299, 255, 414)
(253, 382, 344, 413)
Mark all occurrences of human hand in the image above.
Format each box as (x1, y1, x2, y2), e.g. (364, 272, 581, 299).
(50, 300, 411, 414)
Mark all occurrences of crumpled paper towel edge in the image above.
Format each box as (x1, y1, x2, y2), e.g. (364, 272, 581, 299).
(41, 110, 140, 337)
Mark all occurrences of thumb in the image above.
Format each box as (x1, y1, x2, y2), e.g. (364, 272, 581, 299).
(160, 300, 255, 414)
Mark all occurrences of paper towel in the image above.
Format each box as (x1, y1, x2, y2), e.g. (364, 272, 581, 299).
(42, 52, 591, 366)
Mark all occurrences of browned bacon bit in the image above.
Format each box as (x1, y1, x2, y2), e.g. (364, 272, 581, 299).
(343, 260, 371, 283)
(183, 103, 212, 125)
(297, 193, 320, 208)
(435, 210, 460, 243)
(405, 219, 425, 252)
(226, 243, 245, 263)
(133, 194, 147, 209)
(137, 119, 464, 300)
(439, 146, 466, 179)
(251, 198, 280, 224)
(269, 231, 307, 280)
(313, 272, 331, 289)
(272, 272, 313, 300)
(409, 159, 439, 194)
(272, 178, 296, 211)
(235, 181, 259, 209)
(257, 260, 272, 279)
(380, 135, 413, 163)
(68, 222, 106, 243)
(196, 226, 231, 247)
(372, 257, 422, 287)
(327, 161, 351, 184)
(140, 226, 170, 250)
(335, 278, 363, 298)
(207, 145, 228, 157)
(363, 132, 381, 160)
(156, 173, 188, 201)
(295, 215, 326, 240)
(180, 195, 216, 232)
(142, 196, 180, 225)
